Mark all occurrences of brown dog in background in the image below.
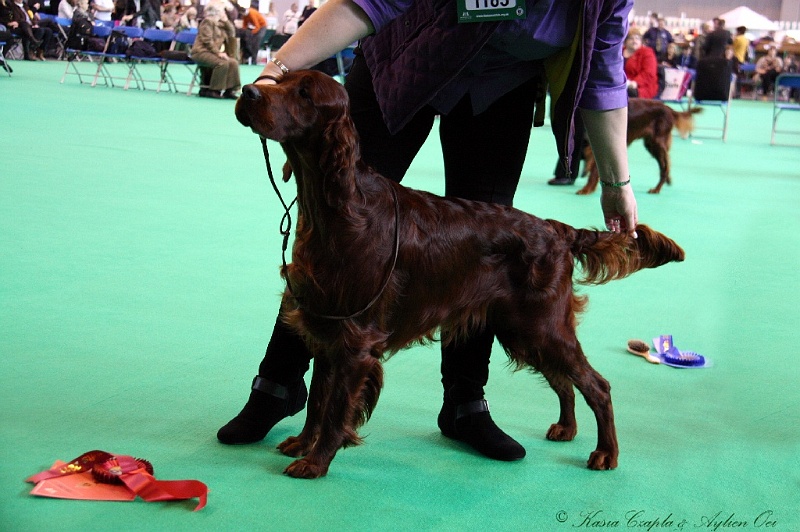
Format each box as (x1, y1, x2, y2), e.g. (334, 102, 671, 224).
(235, 71, 686, 479)
(578, 98, 701, 195)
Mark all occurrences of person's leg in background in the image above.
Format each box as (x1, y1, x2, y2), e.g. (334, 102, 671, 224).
(548, 112, 587, 186)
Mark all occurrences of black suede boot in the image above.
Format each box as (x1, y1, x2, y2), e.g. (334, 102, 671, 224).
(217, 376, 307, 444)
(438, 328, 526, 461)
(438, 396, 526, 461)
(217, 317, 313, 444)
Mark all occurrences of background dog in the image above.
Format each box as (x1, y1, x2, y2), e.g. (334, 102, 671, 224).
(578, 98, 702, 195)
(235, 71, 685, 479)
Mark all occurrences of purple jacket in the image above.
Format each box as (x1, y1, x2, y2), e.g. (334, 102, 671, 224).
(353, 0, 632, 172)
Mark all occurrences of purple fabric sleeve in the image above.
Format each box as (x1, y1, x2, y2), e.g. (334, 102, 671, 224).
(351, 0, 412, 33)
(579, 0, 632, 111)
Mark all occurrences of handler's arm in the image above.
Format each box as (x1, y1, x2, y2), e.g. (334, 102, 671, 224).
(581, 106, 639, 238)
(255, 0, 374, 83)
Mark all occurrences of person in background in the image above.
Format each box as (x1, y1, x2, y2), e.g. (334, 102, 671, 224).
(643, 15, 673, 62)
(161, 2, 179, 29)
(240, 3, 266, 64)
(703, 17, 731, 59)
(661, 42, 680, 67)
(0, 0, 52, 60)
(57, 0, 75, 19)
(191, 0, 240, 99)
(755, 46, 783, 97)
(693, 21, 712, 63)
(297, 0, 314, 27)
(624, 29, 659, 98)
(732, 26, 749, 64)
(677, 43, 697, 69)
(263, 1, 277, 29)
(217, 0, 640, 463)
(91, 0, 114, 24)
(177, 4, 196, 29)
(279, 1, 298, 35)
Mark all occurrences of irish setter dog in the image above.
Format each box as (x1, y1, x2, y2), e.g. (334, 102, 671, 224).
(235, 71, 685, 479)
(578, 98, 702, 195)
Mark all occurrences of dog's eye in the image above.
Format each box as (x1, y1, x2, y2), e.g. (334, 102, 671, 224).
(298, 87, 312, 100)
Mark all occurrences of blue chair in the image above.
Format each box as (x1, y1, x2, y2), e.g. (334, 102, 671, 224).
(124, 28, 175, 91)
(770, 73, 800, 146)
(162, 29, 202, 95)
(0, 41, 10, 76)
(60, 24, 114, 85)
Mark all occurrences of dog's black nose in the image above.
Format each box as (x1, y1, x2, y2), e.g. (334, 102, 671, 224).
(242, 84, 261, 101)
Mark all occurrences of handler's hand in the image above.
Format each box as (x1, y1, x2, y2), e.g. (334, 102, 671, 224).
(601, 184, 638, 238)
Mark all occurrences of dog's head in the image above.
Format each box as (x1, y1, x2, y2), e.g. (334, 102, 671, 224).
(235, 70, 351, 144)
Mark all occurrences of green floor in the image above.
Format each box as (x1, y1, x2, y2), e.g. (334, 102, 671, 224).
(1, 60, 799, 531)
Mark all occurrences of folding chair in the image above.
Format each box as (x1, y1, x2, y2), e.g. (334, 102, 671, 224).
(94, 25, 143, 87)
(124, 28, 174, 91)
(770, 74, 800, 146)
(60, 23, 114, 85)
(0, 41, 10, 76)
(687, 57, 735, 142)
(37, 13, 67, 59)
(162, 29, 201, 95)
(736, 63, 758, 99)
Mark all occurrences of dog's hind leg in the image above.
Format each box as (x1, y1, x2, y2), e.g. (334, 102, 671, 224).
(523, 329, 617, 470)
(284, 349, 382, 479)
(567, 357, 618, 470)
(540, 368, 578, 442)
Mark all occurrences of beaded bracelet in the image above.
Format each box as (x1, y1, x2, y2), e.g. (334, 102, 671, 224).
(599, 178, 631, 188)
(270, 57, 290, 75)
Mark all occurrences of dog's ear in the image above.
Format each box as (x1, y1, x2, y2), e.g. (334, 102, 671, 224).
(316, 79, 359, 206)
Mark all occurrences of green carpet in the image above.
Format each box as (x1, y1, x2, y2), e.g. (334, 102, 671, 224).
(1, 60, 799, 531)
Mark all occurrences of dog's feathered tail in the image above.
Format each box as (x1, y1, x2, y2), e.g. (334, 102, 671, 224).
(671, 107, 703, 139)
(546, 221, 685, 285)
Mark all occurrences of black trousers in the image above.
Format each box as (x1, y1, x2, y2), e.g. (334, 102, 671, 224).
(260, 54, 537, 400)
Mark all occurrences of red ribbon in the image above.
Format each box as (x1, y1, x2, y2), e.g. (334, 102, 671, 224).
(27, 451, 208, 511)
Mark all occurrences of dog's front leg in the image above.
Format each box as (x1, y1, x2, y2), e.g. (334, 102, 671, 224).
(284, 349, 378, 479)
(278, 355, 331, 458)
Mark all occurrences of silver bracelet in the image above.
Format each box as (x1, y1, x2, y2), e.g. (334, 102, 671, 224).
(599, 178, 631, 188)
(270, 57, 290, 75)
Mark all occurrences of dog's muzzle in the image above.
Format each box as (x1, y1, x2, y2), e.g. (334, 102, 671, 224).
(241, 84, 262, 102)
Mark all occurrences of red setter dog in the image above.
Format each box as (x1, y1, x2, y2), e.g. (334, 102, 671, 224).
(235, 71, 685, 479)
(578, 98, 702, 195)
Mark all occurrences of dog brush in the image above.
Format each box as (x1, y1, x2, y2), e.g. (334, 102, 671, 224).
(652, 335, 709, 368)
(627, 339, 661, 364)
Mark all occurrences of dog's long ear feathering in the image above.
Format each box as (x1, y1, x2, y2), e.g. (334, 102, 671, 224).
(314, 78, 360, 207)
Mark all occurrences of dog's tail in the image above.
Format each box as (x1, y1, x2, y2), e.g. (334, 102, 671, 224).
(671, 107, 703, 139)
(546, 221, 685, 285)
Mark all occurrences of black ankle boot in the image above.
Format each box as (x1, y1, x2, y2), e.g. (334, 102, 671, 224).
(438, 399, 526, 461)
(217, 376, 308, 445)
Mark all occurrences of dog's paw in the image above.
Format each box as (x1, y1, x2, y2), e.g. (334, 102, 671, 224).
(546, 423, 577, 441)
(587, 449, 618, 470)
(278, 435, 311, 457)
(284, 458, 328, 479)
(575, 188, 593, 196)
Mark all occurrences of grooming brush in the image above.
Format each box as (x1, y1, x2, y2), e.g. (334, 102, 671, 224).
(626, 339, 661, 364)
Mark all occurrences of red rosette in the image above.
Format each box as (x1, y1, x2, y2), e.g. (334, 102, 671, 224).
(92, 456, 154, 485)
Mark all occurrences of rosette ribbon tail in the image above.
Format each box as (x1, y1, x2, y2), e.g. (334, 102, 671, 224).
(121, 473, 208, 511)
